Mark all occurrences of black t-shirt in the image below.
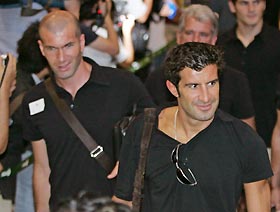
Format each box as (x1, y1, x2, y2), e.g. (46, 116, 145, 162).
(217, 23, 280, 146)
(22, 58, 154, 208)
(115, 108, 272, 212)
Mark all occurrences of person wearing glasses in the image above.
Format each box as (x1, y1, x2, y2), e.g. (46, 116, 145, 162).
(113, 42, 272, 211)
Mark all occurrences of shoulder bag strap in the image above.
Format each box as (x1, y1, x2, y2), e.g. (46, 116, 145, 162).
(132, 108, 156, 212)
(44, 78, 114, 173)
(9, 91, 26, 116)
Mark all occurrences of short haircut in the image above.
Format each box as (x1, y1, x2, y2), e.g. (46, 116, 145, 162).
(178, 4, 219, 36)
(39, 10, 81, 41)
(55, 191, 131, 212)
(164, 42, 224, 87)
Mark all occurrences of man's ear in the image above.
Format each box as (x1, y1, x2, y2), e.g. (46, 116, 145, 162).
(166, 80, 179, 98)
(38, 40, 45, 56)
(80, 34, 85, 52)
(228, 1, 236, 14)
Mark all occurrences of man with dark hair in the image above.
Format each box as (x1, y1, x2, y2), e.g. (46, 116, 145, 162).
(218, 3, 280, 208)
(21, 10, 153, 211)
(217, 0, 280, 148)
(113, 42, 272, 211)
(145, 4, 255, 129)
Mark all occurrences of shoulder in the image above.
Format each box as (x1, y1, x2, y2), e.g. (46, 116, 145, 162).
(86, 57, 142, 85)
(217, 28, 236, 45)
(221, 66, 248, 84)
(262, 23, 280, 38)
(215, 110, 262, 142)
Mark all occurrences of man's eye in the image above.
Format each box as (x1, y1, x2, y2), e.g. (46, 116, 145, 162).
(208, 80, 218, 87)
(200, 33, 210, 37)
(65, 43, 74, 48)
(188, 84, 198, 89)
(184, 31, 193, 36)
(46, 46, 56, 51)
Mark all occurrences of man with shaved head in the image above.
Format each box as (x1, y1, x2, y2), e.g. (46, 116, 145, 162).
(21, 10, 153, 211)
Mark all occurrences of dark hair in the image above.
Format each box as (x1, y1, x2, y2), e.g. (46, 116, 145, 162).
(17, 21, 48, 74)
(164, 42, 224, 88)
(0, 0, 19, 4)
(79, 0, 98, 21)
(55, 191, 131, 212)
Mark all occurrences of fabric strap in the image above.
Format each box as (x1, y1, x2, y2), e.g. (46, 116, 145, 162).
(44, 78, 114, 173)
(9, 92, 26, 116)
(132, 108, 156, 212)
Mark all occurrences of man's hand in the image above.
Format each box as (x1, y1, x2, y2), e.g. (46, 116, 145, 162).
(107, 161, 119, 179)
(271, 186, 280, 211)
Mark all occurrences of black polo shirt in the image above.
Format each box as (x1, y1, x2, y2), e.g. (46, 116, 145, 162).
(22, 58, 154, 208)
(217, 24, 280, 146)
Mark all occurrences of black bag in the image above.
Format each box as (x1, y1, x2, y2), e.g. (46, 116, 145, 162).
(113, 104, 137, 161)
(131, 22, 150, 58)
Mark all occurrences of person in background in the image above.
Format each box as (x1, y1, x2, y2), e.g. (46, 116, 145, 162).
(0, 53, 16, 154)
(11, 21, 49, 212)
(217, 0, 280, 148)
(65, 0, 119, 57)
(56, 191, 131, 212)
(270, 78, 280, 210)
(80, 0, 135, 68)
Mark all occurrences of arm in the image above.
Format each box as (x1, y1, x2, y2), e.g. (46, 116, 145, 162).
(88, 0, 119, 56)
(244, 179, 271, 212)
(137, 0, 153, 23)
(32, 139, 51, 212)
(271, 109, 280, 210)
(0, 53, 16, 154)
(112, 195, 132, 208)
(117, 15, 135, 68)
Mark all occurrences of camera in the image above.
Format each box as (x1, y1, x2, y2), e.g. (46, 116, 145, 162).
(1, 54, 8, 67)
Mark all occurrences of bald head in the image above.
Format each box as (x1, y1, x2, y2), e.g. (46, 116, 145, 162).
(39, 10, 81, 41)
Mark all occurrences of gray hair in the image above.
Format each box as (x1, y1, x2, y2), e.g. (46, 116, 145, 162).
(178, 4, 219, 36)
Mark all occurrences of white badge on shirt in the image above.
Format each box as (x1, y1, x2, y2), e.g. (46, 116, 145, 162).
(29, 98, 45, 115)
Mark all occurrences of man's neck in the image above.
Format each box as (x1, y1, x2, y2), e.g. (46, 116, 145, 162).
(158, 106, 213, 144)
(55, 61, 91, 99)
(236, 20, 263, 47)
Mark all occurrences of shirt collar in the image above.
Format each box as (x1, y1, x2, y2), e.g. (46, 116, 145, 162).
(224, 23, 268, 43)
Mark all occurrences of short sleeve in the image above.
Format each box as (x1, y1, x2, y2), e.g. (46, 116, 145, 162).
(80, 24, 98, 45)
(114, 116, 144, 200)
(21, 91, 44, 142)
(236, 124, 273, 183)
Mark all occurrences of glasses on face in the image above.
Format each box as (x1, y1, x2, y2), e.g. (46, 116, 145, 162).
(171, 144, 197, 186)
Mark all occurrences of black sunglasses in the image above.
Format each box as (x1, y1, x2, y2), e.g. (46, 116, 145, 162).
(171, 144, 197, 186)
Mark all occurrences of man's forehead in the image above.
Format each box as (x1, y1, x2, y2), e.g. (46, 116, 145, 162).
(184, 18, 213, 30)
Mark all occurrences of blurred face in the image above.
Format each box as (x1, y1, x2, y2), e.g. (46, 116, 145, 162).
(38, 24, 84, 81)
(176, 17, 217, 45)
(170, 65, 219, 122)
(229, 0, 266, 27)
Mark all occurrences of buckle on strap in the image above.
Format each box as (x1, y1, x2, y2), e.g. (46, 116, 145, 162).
(90, 146, 104, 158)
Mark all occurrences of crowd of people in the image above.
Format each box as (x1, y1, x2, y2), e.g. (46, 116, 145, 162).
(0, 0, 280, 212)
